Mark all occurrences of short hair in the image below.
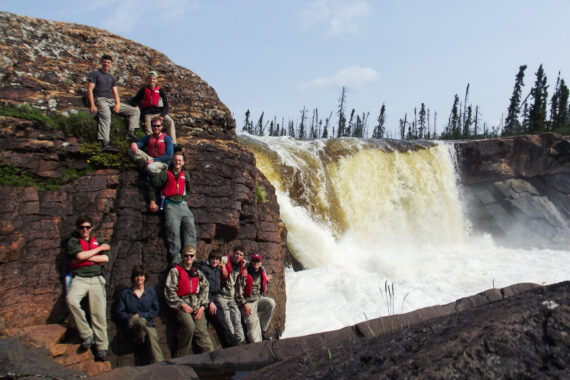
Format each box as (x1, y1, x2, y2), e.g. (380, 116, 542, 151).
(234, 245, 245, 253)
(173, 151, 184, 161)
(131, 265, 148, 281)
(75, 215, 93, 228)
(151, 116, 162, 125)
(101, 54, 113, 62)
(209, 250, 222, 259)
(182, 246, 196, 255)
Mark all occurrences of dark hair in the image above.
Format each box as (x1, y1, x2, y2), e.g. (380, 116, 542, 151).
(75, 215, 93, 228)
(234, 245, 245, 253)
(131, 265, 148, 281)
(209, 250, 222, 259)
(101, 54, 113, 62)
(173, 151, 184, 160)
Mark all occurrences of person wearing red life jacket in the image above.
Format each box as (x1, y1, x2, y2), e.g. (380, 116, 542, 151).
(218, 246, 248, 344)
(131, 71, 177, 144)
(128, 116, 173, 174)
(66, 215, 111, 362)
(148, 151, 197, 265)
(164, 246, 214, 357)
(236, 253, 275, 343)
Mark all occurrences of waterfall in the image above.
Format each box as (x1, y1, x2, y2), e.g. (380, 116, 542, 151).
(240, 134, 570, 338)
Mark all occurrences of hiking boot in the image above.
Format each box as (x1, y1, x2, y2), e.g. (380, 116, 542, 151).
(95, 349, 107, 362)
(262, 331, 273, 341)
(126, 130, 138, 141)
(80, 336, 93, 350)
(101, 141, 119, 153)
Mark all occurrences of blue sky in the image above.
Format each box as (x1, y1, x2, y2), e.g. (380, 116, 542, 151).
(2, 0, 570, 137)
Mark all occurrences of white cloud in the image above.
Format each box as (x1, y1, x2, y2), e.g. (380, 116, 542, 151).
(301, 0, 370, 37)
(299, 66, 379, 90)
(102, 0, 195, 34)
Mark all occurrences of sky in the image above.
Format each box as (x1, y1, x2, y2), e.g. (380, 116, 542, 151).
(2, 0, 570, 137)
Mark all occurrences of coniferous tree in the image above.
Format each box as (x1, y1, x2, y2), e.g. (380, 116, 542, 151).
(346, 108, 355, 137)
(550, 75, 569, 131)
(255, 112, 265, 135)
(504, 65, 527, 135)
(373, 103, 386, 139)
(288, 120, 296, 138)
(463, 105, 472, 137)
(298, 107, 307, 139)
(528, 64, 549, 134)
(322, 112, 332, 138)
(337, 87, 347, 137)
(243, 110, 252, 133)
(418, 103, 426, 139)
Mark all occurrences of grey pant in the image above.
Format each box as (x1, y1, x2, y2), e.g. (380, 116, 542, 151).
(164, 202, 196, 265)
(95, 97, 141, 142)
(66, 275, 108, 351)
(144, 113, 176, 144)
(218, 296, 245, 342)
(127, 317, 164, 363)
(173, 309, 213, 357)
(241, 296, 275, 343)
(127, 148, 168, 174)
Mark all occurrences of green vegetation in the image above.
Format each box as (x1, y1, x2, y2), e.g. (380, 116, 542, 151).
(0, 103, 137, 190)
(255, 185, 266, 202)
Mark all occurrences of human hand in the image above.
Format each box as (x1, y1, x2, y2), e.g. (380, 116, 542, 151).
(266, 274, 273, 283)
(181, 304, 192, 314)
(130, 143, 138, 154)
(112, 103, 121, 113)
(243, 304, 252, 316)
(99, 243, 111, 252)
(90, 105, 98, 114)
(149, 201, 158, 213)
(208, 302, 217, 315)
(146, 159, 154, 166)
(194, 306, 204, 320)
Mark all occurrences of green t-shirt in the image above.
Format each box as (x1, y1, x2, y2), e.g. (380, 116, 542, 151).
(67, 235, 108, 278)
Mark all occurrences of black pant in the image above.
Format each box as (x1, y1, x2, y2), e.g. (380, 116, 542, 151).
(207, 299, 239, 347)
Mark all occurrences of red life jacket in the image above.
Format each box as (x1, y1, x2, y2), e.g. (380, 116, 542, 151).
(175, 265, 199, 297)
(70, 236, 100, 269)
(142, 86, 161, 108)
(221, 254, 244, 285)
(243, 267, 267, 297)
(162, 170, 186, 197)
(147, 132, 166, 158)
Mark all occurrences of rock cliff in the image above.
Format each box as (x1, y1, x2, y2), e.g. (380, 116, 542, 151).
(455, 133, 570, 248)
(0, 11, 287, 375)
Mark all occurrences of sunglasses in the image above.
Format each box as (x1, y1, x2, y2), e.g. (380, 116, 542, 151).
(251, 258, 261, 263)
(151, 124, 162, 127)
(79, 225, 92, 230)
(183, 254, 195, 258)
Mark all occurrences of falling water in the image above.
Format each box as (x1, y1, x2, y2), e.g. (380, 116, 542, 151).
(240, 134, 570, 338)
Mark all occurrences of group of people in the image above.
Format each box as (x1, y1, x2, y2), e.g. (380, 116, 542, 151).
(87, 54, 176, 153)
(64, 54, 276, 363)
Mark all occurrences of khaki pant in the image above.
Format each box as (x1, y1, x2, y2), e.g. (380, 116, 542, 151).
(127, 317, 164, 363)
(241, 296, 275, 343)
(174, 309, 213, 357)
(218, 296, 245, 342)
(66, 275, 108, 351)
(144, 113, 176, 144)
(127, 147, 168, 174)
(95, 97, 140, 142)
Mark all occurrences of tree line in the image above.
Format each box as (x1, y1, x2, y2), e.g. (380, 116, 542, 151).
(242, 64, 570, 140)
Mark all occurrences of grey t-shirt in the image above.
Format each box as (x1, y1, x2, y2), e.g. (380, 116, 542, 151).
(88, 69, 117, 99)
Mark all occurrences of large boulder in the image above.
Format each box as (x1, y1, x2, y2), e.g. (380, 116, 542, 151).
(0, 11, 288, 374)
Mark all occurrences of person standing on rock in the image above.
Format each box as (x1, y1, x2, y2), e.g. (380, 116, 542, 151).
(148, 151, 196, 266)
(128, 116, 173, 174)
(66, 215, 110, 362)
(115, 265, 164, 364)
(219, 246, 248, 344)
(237, 253, 275, 343)
(197, 250, 239, 347)
(164, 246, 214, 357)
(131, 71, 177, 145)
(87, 54, 141, 152)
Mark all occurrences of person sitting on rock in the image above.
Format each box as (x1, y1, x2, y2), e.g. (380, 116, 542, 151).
(236, 253, 275, 343)
(66, 215, 110, 362)
(128, 116, 173, 174)
(115, 265, 164, 364)
(131, 71, 177, 145)
(164, 246, 214, 357)
(148, 151, 196, 266)
(219, 246, 248, 345)
(197, 251, 239, 348)
(87, 54, 141, 152)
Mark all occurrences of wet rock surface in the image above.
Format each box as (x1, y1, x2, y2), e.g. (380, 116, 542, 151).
(455, 134, 570, 248)
(0, 11, 287, 376)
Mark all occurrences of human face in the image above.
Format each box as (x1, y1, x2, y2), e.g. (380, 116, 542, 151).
(77, 223, 92, 239)
(182, 251, 195, 267)
(151, 122, 162, 136)
(251, 260, 262, 272)
(209, 256, 220, 268)
(232, 250, 245, 263)
(101, 59, 113, 73)
(172, 154, 184, 172)
(133, 273, 145, 287)
(148, 75, 157, 88)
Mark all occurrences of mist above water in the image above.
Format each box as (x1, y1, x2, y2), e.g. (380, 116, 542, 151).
(240, 134, 570, 338)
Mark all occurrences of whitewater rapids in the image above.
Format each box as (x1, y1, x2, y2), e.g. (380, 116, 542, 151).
(239, 134, 570, 338)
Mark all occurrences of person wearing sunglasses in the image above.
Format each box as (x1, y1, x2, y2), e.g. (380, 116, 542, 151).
(164, 246, 214, 356)
(131, 71, 177, 144)
(128, 115, 173, 175)
(236, 253, 275, 343)
(66, 215, 111, 361)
